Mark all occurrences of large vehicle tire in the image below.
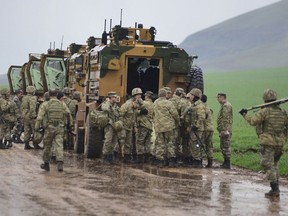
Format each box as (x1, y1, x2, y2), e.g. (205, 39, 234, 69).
(188, 65, 204, 93)
(85, 114, 104, 159)
(74, 126, 85, 154)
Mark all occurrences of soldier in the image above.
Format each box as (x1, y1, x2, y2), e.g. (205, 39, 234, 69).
(153, 88, 180, 167)
(101, 91, 120, 164)
(119, 88, 143, 163)
(11, 89, 23, 143)
(21, 86, 39, 150)
(201, 94, 214, 168)
(183, 88, 205, 168)
(63, 87, 77, 119)
(0, 88, 16, 149)
(35, 89, 72, 172)
(73, 91, 82, 103)
(135, 91, 153, 163)
(217, 93, 233, 169)
(240, 89, 288, 197)
(164, 87, 172, 99)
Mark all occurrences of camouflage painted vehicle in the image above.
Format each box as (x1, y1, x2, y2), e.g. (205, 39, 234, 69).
(72, 23, 204, 158)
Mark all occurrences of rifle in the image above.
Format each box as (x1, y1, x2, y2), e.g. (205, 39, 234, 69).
(191, 125, 208, 158)
(242, 97, 288, 112)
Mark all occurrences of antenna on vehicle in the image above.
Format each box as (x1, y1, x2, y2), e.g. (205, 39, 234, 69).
(102, 19, 108, 45)
(120, 8, 123, 27)
(109, 19, 112, 32)
(50, 42, 52, 50)
(53, 42, 55, 50)
(60, 35, 64, 50)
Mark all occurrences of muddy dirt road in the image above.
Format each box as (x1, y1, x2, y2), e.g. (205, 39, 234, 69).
(1, 144, 288, 216)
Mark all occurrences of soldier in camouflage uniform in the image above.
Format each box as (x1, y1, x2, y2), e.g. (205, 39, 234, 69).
(153, 88, 180, 167)
(101, 91, 120, 164)
(135, 91, 153, 163)
(0, 88, 17, 149)
(217, 93, 233, 169)
(21, 86, 39, 150)
(182, 88, 205, 168)
(201, 94, 214, 168)
(240, 89, 288, 197)
(35, 89, 72, 172)
(164, 87, 172, 99)
(63, 87, 78, 119)
(119, 88, 143, 163)
(11, 89, 23, 143)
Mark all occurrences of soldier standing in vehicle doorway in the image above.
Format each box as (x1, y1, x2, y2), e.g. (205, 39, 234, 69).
(153, 88, 180, 167)
(35, 89, 72, 172)
(0, 88, 17, 149)
(135, 91, 153, 163)
(21, 86, 39, 150)
(201, 94, 214, 168)
(119, 88, 143, 163)
(217, 93, 233, 169)
(239, 89, 288, 198)
(101, 91, 120, 164)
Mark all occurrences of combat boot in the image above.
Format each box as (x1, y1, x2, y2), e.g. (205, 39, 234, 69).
(168, 157, 177, 168)
(265, 182, 280, 198)
(0, 140, 8, 149)
(33, 143, 43, 150)
(57, 161, 64, 172)
(132, 154, 144, 164)
(6, 140, 13, 148)
(102, 154, 113, 165)
(24, 141, 33, 150)
(123, 154, 131, 164)
(40, 162, 50, 171)
(220, 158, 231, 169)
(191, 159, 203, 168)
(205, 159, 213, 168)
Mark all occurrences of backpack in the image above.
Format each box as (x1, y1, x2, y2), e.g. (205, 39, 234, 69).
(89, 109, 109, 129)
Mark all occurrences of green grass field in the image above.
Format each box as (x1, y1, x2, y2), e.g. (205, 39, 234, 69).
(204, 67, 288, 175)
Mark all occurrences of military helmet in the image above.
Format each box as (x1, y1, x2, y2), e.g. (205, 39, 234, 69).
(0, 88, 10, 95)
(107, 91, 117, 97)
(43, 92, 50, 101)
(26, 85, 36, 94)
(131, 88, 143, 97)
(144, 91, 153, 97)
(190, 88, 202, 98)
(263, 89, 277, 101)
(164, 87, 172, 93)
(33, 131, 43, 145)
(175, 88, 184, 95)
(49, 88, 58, 97)
(73, 91, 81, 101)
(158, 88, 167, 97)
(113, 120, 123, 132)
(63, 87, 70, 95)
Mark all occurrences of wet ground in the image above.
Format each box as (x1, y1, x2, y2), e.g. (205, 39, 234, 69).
(1, 144, 288, 216)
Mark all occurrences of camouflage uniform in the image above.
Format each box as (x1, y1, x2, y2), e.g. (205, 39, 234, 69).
(36, 97, 72, 171)
(202, 102, 214, 162)
(136, 97, 153, 157)
(153, 90, 179, 164)
(11, 94, 23, 141)
(21, 89, 38, 149)
(217, 100, 233, 160)
(242, 89, 288, 197)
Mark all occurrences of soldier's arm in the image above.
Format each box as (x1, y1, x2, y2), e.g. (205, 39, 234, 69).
(29, 96, 38, 118)
(0, 100, 10, 112)
(169, 103, 180, 126)
(244, 109, 265, 126)
(195, 106, 206, 129)
(101, 101, 110, 112)
(63, 103, 73, 124)
(35, 103, 47, 130)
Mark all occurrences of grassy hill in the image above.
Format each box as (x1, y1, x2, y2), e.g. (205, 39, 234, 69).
(180, 0, 288, 71)
(204, 67, 288, 175)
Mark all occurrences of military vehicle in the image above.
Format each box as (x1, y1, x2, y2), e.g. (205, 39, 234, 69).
(7, 65, 23, 94)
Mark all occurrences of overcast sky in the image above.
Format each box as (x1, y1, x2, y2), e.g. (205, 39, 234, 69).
(0, 0, 280, 74)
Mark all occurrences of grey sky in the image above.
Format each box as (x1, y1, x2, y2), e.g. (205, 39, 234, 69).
(0, 0, 280, 75)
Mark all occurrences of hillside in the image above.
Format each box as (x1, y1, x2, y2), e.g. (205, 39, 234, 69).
(180, 0, 288, 72)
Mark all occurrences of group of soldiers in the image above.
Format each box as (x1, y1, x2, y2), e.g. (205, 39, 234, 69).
(101, 87, 233, 169)
(0, 85, 81, 172)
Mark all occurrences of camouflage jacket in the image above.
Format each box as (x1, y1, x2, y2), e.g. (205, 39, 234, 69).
(119, 99, 137, 130)
(21, 94, 38, 120)
(244, 106, 288, 146)
(0, 98, 17, 122)
(183, 100, 206, 132)
(64, 97, 78, 119)
(217, 101, 233, 133)
(170, 95, 190, 120)
(137, 99, 153, 130)
(203, 103, 214, 132)
(153, 97, 179, 133)
(101, 101, 120, 125)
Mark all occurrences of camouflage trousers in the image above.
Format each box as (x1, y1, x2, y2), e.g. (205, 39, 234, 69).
(118, 128, 133, 154)
(42, 125, 64, 163)
(0, 122, 12, 141)
(260, 145, 283, 183)
(174, 128, 182, 157)
(136, 126, 152, 155)
(155, 130, 175, 160)
(201, 131, 214, 159)
(220, 133, 232, 159)
(189, 131, 203, 160)
(102, 124, 118, 155)
(24, 119, 35, 142)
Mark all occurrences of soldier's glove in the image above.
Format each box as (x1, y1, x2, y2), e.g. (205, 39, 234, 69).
(239, 109, 248, 116)
(139, 108, 148, 115)
(191, 125, 198, 132)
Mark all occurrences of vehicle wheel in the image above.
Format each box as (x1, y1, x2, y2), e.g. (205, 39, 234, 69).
(74, 126, 85, 154)
(85, 114, 104, 158)
(188, 65, 204, 93)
